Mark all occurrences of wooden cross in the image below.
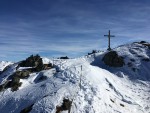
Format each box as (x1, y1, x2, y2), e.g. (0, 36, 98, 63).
(104, 30, 115, 51)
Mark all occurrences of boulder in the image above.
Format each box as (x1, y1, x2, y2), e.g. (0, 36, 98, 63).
(14, 70, 31, 79)
(88, 50, 97, 55)
(0, 85, 4, 92)
(56, 98, 72, 113)
(19, 54, 42, 67)
(127, 62, 133, 67)
(43, 64, 52, 70)
(60, 56, 69, 59)
(10, 77, 22, 91)
(142, 58, 150, 62)
(0, 81, 11, 92)
(141, 43, 150, 48)
(102, 51, 125, 67)
(35, 58, 44, 72)
(18, 55, 51, 72)
(20, 104, 34, 113)
(139, 41, 147, 44)
(0, 77, 22, 92)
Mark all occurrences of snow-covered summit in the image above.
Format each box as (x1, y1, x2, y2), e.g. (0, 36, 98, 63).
(90, 41, 150, 81)
(0, 41, 150, 113)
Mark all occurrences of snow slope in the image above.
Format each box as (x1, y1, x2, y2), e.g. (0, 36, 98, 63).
(0, 61, 12, 71)
(91, 42, 150, 81)
(0, 42, 150, 113)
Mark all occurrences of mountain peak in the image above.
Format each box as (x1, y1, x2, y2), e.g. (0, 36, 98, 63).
(0, 41, 150, 113)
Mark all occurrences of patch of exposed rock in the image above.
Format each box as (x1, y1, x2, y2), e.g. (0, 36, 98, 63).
(102, 51, 125, 67)
(0, 55, 53, 92)
(18, 55, 52, 72)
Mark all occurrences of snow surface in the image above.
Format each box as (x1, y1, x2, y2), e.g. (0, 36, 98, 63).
(0, 61, 12, 71)
(0, 42, 150, 113)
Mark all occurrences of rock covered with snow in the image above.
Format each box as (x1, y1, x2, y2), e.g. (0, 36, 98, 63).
(0, 41, 149, 113)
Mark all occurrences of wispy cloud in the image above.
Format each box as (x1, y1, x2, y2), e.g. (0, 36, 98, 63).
(0, 0, 150, 61)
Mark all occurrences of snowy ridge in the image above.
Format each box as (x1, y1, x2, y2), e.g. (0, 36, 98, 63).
(91, 42, 150, 81)
(42, 57, 52, 64)
(0, 42, 150, 113)
(0, 61, 12, 71)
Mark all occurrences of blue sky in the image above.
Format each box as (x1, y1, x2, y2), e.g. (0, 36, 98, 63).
(0, 0, 150, 61)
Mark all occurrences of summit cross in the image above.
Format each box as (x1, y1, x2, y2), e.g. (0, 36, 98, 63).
(104, 30, 115, 51)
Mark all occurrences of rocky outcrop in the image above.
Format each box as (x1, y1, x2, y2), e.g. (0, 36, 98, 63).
(19, 54, 43, 67)
(138, 41, 150, 49)
(139, 41, 147, 44)
(13, 70, 31, 79)
(102, 51, 125, 67)
(0, 55, 54, 92)
(88, 50, 97, 55)
(18, 55, 52, 72)
(56, 98, 72, 113)
(0, 70, 31, 92)
(20, 104, 34, 113)
(59, 56, 69, 59)
(0, 77, 22, 92)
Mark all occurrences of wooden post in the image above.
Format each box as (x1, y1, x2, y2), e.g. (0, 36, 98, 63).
(80, 65, 82, 90)
(52, 57, 54, 67)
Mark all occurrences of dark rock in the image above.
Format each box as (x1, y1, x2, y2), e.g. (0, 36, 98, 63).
(19, 54, 41, 67)
(140, 41, 147, 44)
(56, 98, 72, 113)
(43, 64, 52, 70)
(18, 55, 52, 72)
(25, 68, 37, 73)
(20, 104, 34, 113)
(130, 59, 135, 62)
(35, 58, 44, 72)
(0, 55, 53, 92)
(132, 68, 138, 72)
(4, 81, 12, 89)
(141, 43, 150, 48)
(120, 103, 125, 107)
(11, 77, 22, 91)
(37, 75, 47, 82)
(11, 70, 31, 79)
(110, 99, 115, 103)
(142, 58, 150, 62)
(102, 51, 125, 67)
(60, 56, 69, 59)
(0, 85, 4, 92)
(0, 76, 22, 92)
(137, 55, 142, 57)
(127, 62, 133, 67)
(62, 99, 72, 110)
(88, 50, 97, 55)
(0, 80, 12, 92)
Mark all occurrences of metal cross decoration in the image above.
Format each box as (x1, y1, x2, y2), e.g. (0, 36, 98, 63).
(104, 30, 115, 51)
